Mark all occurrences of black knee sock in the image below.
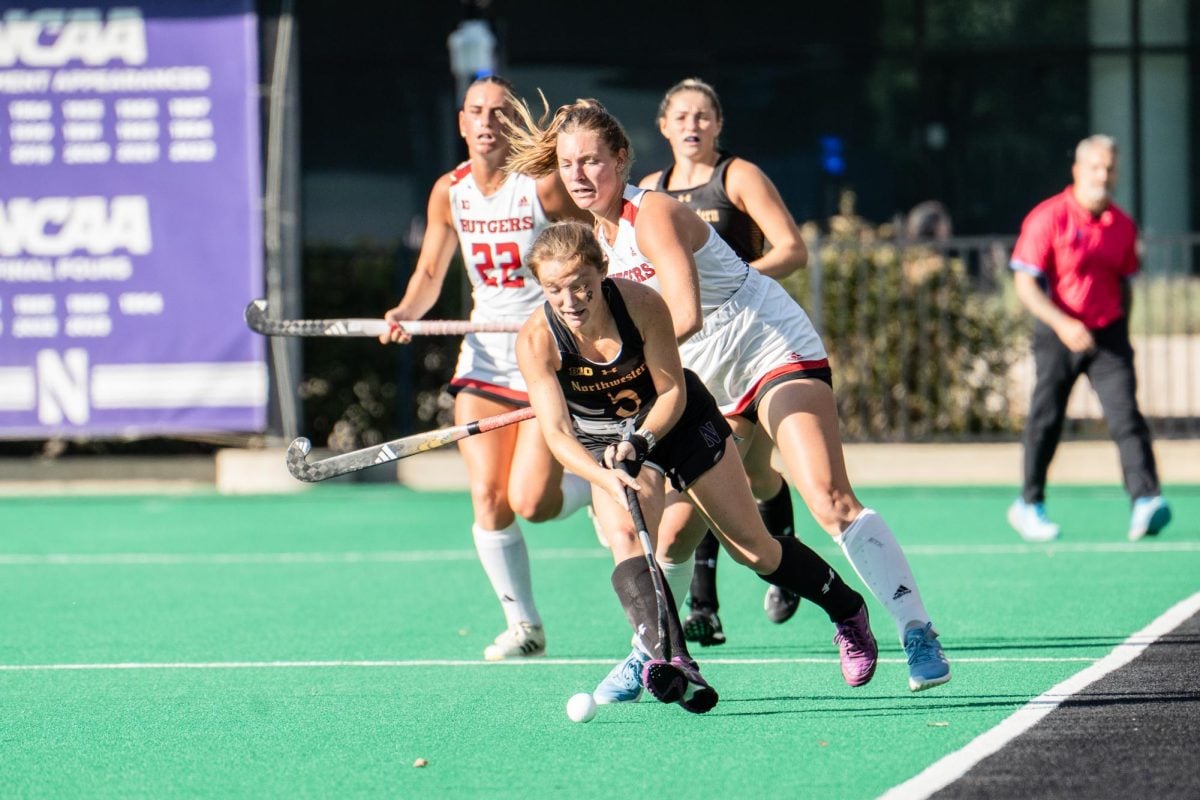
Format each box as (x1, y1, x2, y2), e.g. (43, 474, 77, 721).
(612, 556, 690, 660)
(688, 531, 720, 611)
(758, 479, 796, 539)
(757, 536, 862, 623)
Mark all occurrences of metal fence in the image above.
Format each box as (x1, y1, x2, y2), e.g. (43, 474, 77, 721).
(791, 232, 1200, 442)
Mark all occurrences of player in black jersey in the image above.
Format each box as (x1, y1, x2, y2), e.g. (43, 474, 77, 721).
(640, 78, 811, 641)
(515, 221, 877, 713)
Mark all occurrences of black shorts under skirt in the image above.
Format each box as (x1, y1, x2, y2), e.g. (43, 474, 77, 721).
(581, 370, 732, 493)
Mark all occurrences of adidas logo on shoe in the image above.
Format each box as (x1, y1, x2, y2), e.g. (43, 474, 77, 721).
(893, 584, 911, 600)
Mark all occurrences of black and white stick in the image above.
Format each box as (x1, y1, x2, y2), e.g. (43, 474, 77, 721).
(286, 406, 535, 482)
(617, 451, 671, 664)
(244, 299, 522, 338)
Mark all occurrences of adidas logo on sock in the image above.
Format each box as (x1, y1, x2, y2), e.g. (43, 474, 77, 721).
(892, 584, 911, 600)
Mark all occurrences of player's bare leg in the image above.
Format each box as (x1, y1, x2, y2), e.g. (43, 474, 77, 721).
(506, 416, 590, 523)
(591, 468, 705, 708)
(683, 439, 878, 687)
(759, 379, 950, 690)
(735, 418, 802, 623)
(456, 392, 544, 661)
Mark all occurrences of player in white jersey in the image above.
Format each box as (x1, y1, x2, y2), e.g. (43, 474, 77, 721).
(381, 77, 593, 662)
(504, 96, 951, 695)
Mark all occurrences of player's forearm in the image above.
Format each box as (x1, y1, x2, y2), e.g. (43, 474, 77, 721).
(638, 385, 685, 443)
(750, 238, 806, 279)
(545, 427, 609, 486)
(391, 268, 444, 319)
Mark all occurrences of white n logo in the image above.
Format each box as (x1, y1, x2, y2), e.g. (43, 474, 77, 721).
(37, 348, 90, 424)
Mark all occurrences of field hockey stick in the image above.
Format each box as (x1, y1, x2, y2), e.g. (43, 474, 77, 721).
(244, 299, 523, 338)
(617, 445, 671, 663)
(286, 406, 535, 482)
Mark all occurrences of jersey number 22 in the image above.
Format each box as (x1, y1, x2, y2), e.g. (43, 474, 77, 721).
(470, 242, 525, 288)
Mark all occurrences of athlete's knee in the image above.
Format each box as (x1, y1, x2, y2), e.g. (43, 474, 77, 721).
(659, 531, 693, 563)
(508, 486, 558, 522)
(469, 481, 510, 521)
(714, 532, 774, 572)
(803, 486, 861, 534)
(746, 466, 783, 501)
(605, 525, 639, 558)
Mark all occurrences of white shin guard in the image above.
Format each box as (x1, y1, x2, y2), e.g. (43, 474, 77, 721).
(836, 508, 930, 641)
(472, 521, 541, 628)
(550, 471, 592, 521)
(659, 554, 695, 615)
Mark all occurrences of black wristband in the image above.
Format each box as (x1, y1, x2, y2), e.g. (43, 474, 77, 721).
(624, 432, 650, 466)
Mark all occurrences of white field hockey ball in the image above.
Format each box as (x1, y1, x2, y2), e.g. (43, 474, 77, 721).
(566, 692, 597, 723)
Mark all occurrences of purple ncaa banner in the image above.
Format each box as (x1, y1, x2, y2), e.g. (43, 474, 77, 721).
(0, 1, 265, 438)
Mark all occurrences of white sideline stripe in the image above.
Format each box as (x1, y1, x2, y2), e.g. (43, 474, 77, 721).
(0, 655, 1098, 672)
(0, 548, 610, 565)
(0, 541, 1196, 566)
(903, 542, 1200, 555)
(878, 590, 1200, 800)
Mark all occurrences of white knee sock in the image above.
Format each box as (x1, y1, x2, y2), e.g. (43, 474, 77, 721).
(472, 521, 541, 628)
(659, 554, 694, 614)
(835, 508, 931, 641)
(550, 472, 592, 521)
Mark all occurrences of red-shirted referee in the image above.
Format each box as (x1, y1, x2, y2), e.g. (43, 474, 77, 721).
(1008, 134, 1171, 543)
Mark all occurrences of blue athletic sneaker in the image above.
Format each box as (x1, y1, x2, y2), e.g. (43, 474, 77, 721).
(593, 648, 647, 704)
(1128, 496, 1171, 542)
(904, 622, 951, 692)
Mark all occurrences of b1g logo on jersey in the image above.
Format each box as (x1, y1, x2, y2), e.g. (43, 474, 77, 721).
(569, 366, 593, 376)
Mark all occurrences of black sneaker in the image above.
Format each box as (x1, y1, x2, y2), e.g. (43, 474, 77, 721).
(763, 586, 801, 624)
(683, 607, 726, 647)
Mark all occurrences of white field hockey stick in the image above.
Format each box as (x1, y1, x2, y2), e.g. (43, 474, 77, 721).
(286, 406, 535, 482)
(244, 299, 522, 338)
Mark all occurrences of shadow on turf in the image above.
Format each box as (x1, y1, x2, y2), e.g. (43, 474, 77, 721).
(709, 684, 1200, 718)
(1059, 691, 1200, 709)
(724, 632, 1173, 658)
(922, 635, 1153, 652)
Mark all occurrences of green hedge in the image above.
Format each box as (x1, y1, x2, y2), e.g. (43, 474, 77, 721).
(781, 231, 1024, 441)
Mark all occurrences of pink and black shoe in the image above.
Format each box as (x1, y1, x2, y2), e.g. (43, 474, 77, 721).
(833, 605, 878, 687)
(643, 656, 719, 713)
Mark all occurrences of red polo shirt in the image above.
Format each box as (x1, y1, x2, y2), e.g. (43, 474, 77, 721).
(1010, 186, 1139, 330)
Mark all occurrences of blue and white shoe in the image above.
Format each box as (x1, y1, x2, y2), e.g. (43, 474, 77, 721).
(904, 622, 951, 692)
(593, 648, 647, 704)
(1007, 499, 1060, 542)
(1128, 496, 1171, 542)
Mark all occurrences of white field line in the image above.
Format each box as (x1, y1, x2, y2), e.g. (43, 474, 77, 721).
(0, 655, 1098, 672)
(0, 548, 608, 566)
(878, 590, 1200, 800)
(0, 541, 1197, 566)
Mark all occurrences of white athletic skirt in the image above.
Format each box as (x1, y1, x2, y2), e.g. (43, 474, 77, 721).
(451, 323, 529, 403)
(680, 270, 828, 416)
